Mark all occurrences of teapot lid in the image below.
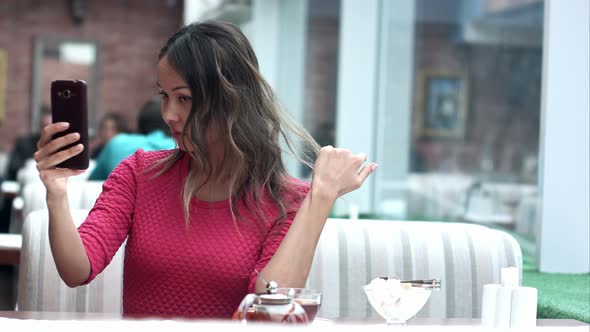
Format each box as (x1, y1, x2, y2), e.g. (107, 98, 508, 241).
(257, 293, 292, 305)
(257, 278, 291, 304)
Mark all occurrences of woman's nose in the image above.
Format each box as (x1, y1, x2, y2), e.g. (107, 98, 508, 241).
(162, 105, 180, 124)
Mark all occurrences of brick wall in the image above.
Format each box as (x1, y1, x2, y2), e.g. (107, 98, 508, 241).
(0, 0, 182, 152)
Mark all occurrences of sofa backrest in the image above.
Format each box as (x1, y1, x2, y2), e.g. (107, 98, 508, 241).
(10, 181, 104, 234)
(17, 209, 124, 313)
(17, 214, 521, 318)
(306, 218, 522, 319)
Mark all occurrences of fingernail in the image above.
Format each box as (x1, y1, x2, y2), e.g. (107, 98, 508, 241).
(371, 163, 379, 171)
(60, 122, 69, 128)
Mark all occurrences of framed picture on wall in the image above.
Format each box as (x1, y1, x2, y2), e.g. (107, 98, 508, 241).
(0, 49, 6, 123)
(415, 70, 468, 139)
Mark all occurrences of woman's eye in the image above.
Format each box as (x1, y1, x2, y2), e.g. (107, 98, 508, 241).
(179, 96, 192, 103)
(158, 91, 169, 100)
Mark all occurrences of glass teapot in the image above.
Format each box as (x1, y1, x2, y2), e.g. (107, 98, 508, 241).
(233, 280, 309, 324)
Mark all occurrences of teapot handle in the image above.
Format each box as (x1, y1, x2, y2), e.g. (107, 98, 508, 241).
(235, 293, 259, 323)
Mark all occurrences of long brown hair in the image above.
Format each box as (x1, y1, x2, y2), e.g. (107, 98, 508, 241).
(153, 20, 319, 228)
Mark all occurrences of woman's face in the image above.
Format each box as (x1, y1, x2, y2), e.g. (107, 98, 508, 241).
(157, 56, 195, 151)
(157, 56, 222, 153)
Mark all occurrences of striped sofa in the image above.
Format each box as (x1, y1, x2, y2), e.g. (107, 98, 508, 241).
(10, 181, 104, 234)
(307, 219, 522, 319)
(17, 209, 124, 312)
(17, 212, 521, 318)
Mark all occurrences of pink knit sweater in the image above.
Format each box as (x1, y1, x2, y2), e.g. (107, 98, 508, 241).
(78, 149, 309, 318)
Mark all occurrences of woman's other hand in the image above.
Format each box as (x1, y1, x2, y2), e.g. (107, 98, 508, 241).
(310, 145, 378, 203)
(33, 122, 85, 196)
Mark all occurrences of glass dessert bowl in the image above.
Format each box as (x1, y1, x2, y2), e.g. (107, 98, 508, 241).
(363, 277, 440, 326)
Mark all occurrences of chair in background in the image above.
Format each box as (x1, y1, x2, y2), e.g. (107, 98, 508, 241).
(9, 181, 104, 234)
(17, 209, 125, 313)
(306, 218, 522, 319)
(0, 233, 21, 265)
(0, 152, 8, 179)
(16, 159, 96, 187)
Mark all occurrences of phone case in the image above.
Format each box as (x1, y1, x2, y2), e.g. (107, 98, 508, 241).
(50, 80, 90, 170)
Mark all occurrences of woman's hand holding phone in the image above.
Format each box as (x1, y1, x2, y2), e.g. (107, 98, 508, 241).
(35, 79, 89, 197)
(34, 123, 86, 196)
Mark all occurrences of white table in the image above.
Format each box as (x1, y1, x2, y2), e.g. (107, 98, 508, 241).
(0, 311, 587, 331)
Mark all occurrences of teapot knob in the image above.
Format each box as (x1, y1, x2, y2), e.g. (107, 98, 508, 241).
(266, 280, 278, 294)
(254, 269, 279, 294)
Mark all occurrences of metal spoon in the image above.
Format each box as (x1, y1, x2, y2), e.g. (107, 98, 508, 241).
(379, 277, 441, 290)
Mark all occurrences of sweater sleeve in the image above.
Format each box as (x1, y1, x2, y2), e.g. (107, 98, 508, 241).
(78, 150, 140, 284)
(247, 181, 311, 293)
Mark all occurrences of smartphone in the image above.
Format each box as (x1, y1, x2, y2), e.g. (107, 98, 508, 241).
(50, 80, 90, 170)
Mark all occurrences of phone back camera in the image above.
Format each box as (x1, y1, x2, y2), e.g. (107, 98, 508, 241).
(62, 90, 72, 98)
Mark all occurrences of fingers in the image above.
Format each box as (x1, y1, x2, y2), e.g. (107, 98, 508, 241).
(36, 144, 84, 170)
(317, 145, 334, 160)
(318, 145, 376, 178)
(312, 145, 378, 199)
(358, 162, 378, 183)
(319, 146, 363, 159)
(318, 146, 371, 166)
(33, 122, 84, 191)
(355, 153, 368, 172)
(34, 132, 80, 161)
(37, 122, 70, 149)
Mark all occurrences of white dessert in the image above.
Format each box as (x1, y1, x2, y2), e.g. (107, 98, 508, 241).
(363, 277, 431, 322)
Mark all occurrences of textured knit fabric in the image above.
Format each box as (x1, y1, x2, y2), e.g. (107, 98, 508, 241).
(88, 130, 175, 180)
(78, 149, 309, 318)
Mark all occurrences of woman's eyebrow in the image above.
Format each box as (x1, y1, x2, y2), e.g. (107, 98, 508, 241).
(172, 86, 190, 91)
(156, 82, 189, 91)
(156, 82, 190, 91)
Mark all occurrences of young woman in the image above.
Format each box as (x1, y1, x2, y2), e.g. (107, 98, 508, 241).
(33, 20, 377, 318)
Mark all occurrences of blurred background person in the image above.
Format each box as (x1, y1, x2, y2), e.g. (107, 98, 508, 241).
(88, 97, 175, 180)
(90, 112, 129, 159)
